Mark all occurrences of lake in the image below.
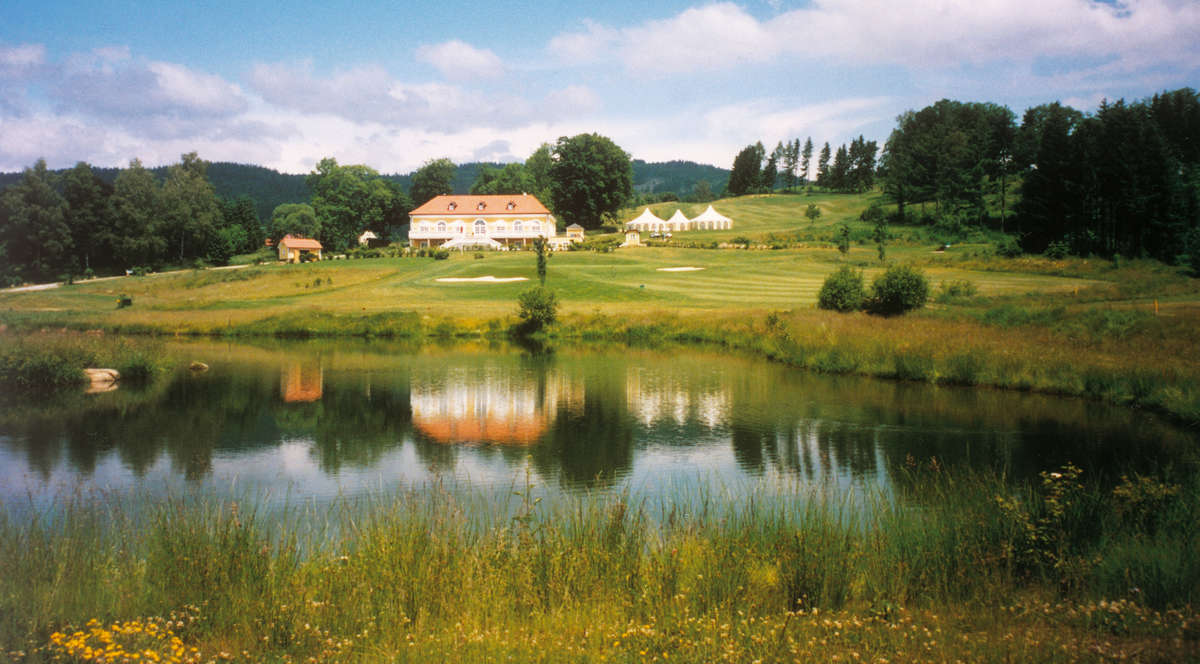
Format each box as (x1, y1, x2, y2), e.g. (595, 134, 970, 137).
(1, 339, 1195, 511)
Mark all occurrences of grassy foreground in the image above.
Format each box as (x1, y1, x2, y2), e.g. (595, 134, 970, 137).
(2, 465, 1198, 663)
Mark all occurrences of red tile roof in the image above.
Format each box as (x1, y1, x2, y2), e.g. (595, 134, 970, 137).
(280, 235, 323, 250)
(410, 194, 550, 216)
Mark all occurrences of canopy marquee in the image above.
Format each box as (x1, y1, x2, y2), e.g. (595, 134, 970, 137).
(624, 205, 732, 232)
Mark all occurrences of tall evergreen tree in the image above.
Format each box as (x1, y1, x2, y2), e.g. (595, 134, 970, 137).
(800, 137, 813, 185)
(817, 142, 832, 187)
(782, 139, 799, 192)
(727, 143, 765, 196)
(762, 142, 782, 193)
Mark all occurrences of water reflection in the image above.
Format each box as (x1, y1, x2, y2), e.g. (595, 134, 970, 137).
(0, 340, 1195, 506)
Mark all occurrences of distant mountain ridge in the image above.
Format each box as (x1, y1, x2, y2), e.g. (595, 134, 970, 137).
(0, 159, 730, 220)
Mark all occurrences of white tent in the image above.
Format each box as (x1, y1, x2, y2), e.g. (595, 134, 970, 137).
(441, 236, 503, 250)
(689, 205, 733, 230)
(667, 209, 691, 231)
(625, 208, 667, 232)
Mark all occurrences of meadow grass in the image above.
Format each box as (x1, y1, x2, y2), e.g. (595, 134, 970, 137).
(2, 466, 1198, 663)
(1, 192, 1197, 416)
(0, 331, 171, 389)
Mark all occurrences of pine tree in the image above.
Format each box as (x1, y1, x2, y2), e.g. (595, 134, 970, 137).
(817, 142, 832, 188)
(801, 137, 814, 185)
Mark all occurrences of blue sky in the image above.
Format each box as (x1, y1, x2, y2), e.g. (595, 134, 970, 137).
(1, 0, 1197, 174)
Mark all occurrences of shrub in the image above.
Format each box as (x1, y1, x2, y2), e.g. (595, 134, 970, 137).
(995, 236, 1022, 258)
(1044, 241, 1070, 259)
(515, 286, 558, 335)
(817, 266, 865, 312)
(868, 265, 929, 315)
(859, 203, 884, 223)
(836, 224, 851, 256)
(935, 279, 978, 303)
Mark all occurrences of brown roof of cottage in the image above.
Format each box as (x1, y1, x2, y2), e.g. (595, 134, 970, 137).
(410, 194, 551, 216)
(279, 235, 323, 250)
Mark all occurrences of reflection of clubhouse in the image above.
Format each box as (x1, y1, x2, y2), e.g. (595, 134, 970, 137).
(410, 372, 582, 446)
(281, 363, 323, 403)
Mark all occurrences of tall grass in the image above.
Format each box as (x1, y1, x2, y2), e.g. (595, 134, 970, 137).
(3, 467, 1198, 662)
(0, 331, 170, 388)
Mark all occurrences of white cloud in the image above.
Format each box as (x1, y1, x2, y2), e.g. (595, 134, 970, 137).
(415, 40, 504, 80)
(621, 4, 774, 73)
(0, 43, 45, 73)
(547, 20, 620, 65)
(549, 0, 1200, 78)
(52, 54, 248, 127)
(544, 84, 601, 115)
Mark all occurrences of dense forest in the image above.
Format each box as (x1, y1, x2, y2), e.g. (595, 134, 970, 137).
(723, 87, 1200, 265)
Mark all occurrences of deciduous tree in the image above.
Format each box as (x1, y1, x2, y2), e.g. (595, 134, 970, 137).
(549, 133, 633, 230)
(409, 158, 457, 207)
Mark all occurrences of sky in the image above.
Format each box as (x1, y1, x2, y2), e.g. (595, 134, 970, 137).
(1, 0, 1198, 174)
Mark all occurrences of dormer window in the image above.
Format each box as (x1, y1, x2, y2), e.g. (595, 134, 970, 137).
(506, 201, 516, 210)
(476, 201, 486, 211)
(448, 202, 457, 211)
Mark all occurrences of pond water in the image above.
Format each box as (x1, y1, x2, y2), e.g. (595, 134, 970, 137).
(1, 339, 1196, 510)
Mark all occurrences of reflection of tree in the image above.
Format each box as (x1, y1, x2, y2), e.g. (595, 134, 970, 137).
(532, 372, 634, 489)
(730, 421, 768, 475)
(0, 341, 1196, 496)
(308, 375, 411, 473)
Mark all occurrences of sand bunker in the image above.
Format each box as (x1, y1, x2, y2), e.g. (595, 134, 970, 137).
(656, 267, 705, 272)
(435, 276, 529, 283)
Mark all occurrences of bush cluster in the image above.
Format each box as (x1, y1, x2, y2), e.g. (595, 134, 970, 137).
(868, 265, 930, 315)
(515, 286, 558, 335)
(817, 266, 865, 312)
(818, 265, 930, 315)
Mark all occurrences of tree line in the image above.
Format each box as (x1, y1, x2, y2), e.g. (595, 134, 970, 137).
(0, 154, 263, 283)
(879, 88, 1200, 260)
(726, 136, 877, 196)
(0, 133, 635, 284)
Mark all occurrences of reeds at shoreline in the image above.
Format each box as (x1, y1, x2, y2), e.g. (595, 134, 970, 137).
(3, 465, 1197, 662)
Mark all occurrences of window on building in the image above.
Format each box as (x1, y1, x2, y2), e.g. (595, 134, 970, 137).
(527, 221, 539, 233)
(448, 202, 457, 211)
(477, 202, 486, 211)
(474, 219, 487, 235)
(495, 223, 505, 234)
(513, 220, 523, 233)
(437, 221, 446, 232)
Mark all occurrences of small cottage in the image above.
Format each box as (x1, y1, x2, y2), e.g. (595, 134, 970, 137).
(566, 224, 585, 241)
(278, 235, 323, 263)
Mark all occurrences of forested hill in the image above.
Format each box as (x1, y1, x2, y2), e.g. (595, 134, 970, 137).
(0, 162, 309, 222)
(0, 158, 729, 219)
(631, 160, 730, 196)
